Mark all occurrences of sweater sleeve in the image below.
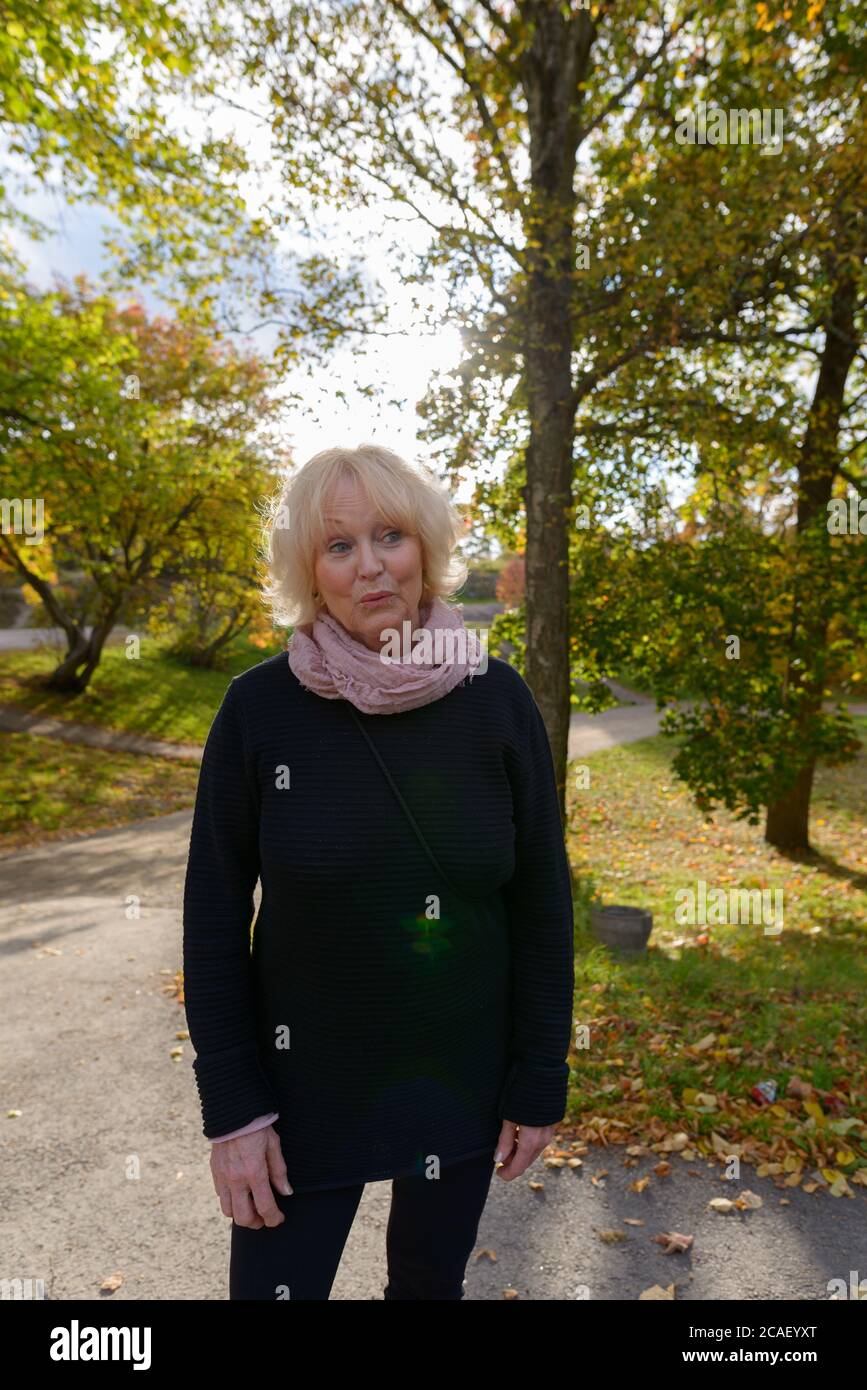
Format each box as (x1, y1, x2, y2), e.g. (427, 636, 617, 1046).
(210, 1111, 279, 1144)
(183, 679, 281, 1139)
(499, 681, 575, 1127)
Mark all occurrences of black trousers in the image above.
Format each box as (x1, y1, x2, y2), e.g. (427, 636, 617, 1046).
(229, 1149, 497, 1300)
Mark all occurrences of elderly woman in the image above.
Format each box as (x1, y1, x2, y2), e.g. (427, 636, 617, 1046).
(183, 443, 575, 1301)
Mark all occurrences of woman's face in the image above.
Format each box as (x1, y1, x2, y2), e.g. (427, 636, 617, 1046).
(313, 477, 425, 652)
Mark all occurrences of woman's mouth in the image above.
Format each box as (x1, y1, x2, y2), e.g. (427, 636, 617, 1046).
(360, 592, 394, 604)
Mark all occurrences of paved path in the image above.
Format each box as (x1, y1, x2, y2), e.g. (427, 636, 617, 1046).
(0, 624, 135, 651)
(1, 810, 865, 1300)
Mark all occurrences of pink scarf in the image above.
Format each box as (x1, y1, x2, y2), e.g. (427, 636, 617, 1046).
(287, 594, 485, 714)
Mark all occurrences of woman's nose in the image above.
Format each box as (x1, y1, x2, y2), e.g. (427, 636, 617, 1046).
(357, 541, 384, 574)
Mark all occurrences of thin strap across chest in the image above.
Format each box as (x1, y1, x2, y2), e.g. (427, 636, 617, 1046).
(347, 703, 465, 900)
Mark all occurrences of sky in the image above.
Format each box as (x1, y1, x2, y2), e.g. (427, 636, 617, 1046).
(2, 23, 483, 511)
(2, 11, 702, 547)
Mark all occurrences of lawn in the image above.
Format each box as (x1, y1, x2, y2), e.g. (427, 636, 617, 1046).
(0, 730, 202, 851)
(0, 635, 280, 848)
(562, 716, 867, 1197)
(0, 633, 285, 742)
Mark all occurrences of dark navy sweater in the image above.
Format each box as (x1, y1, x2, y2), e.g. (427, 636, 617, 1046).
(182, 651, 575, 1193)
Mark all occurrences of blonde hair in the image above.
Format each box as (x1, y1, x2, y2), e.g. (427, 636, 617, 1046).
(258, 443, 469, 629)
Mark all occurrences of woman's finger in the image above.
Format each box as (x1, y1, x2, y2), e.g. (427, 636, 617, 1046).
(266, 1128, 293, 1196)
(231, 1185, 265, 1229)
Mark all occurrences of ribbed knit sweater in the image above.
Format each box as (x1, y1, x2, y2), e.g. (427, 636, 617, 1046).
(182, 651, 575, 1194)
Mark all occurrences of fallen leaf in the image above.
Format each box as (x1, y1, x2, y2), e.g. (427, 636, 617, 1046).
(659, 1132, 690, 1152)
(639, 1283, 676, 1300)
(711, 1132, 737, 1155)
(786, 1075, 814, 1101)
(653, 1231, 694, 1255)
(738, 1190, 763, 1209)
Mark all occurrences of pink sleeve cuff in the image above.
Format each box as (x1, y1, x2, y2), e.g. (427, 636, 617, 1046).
(210, 1112, 279, 1143)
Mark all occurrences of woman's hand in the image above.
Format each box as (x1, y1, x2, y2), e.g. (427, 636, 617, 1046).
(210, 1124, 293, 1228)
(493, 1120, 556, 1181)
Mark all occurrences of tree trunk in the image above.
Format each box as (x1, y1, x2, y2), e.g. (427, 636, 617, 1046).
(520, 8, 591, 832)
(45, 605, 121, 693)
(764, 256, 859, 852)
(765, 757, 817, 852)
(176, 614, 251, 668)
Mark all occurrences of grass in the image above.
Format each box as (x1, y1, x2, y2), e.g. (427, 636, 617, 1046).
(0, 731, 202, 851)
(562, 716, 867, 1195)
(0, 633, 285, 742)
(0, 634, 281, 848)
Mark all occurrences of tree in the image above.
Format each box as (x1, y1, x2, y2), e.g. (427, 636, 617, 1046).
(560, 0, 867, 852)
(1, 0, 369, 352)
(207, 0, 735, 823)
(145, 477, 283, 667)
(0, 262, 284, 690)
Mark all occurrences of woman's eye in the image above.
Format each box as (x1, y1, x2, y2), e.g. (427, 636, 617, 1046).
(327, 530, 400, 553)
